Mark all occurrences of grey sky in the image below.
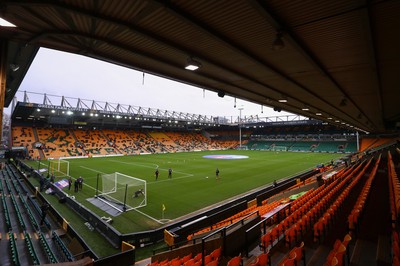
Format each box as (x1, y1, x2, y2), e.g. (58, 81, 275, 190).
(15, 48, 293, 119)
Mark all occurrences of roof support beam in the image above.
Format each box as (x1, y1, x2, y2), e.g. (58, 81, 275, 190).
(252, 0, 376, 130)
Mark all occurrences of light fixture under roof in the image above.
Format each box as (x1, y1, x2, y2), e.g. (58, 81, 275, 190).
(278, 96, 287, 103)
(0, 17, 16, 27)
(185, 57, 202, 71)
(9, 64, 20, 72)
(272, 31, 285, 50)
(301, 105, 309, 111)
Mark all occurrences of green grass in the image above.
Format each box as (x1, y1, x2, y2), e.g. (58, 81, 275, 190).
(27, 150, 342, 233)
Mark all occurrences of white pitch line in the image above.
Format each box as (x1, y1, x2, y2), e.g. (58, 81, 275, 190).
(132, 208, 170, 224)
(79, 165, 107, 175)
(147, 173, 193, 184)
(77, 166, 106, 191)
(108, 159, 194, 183)
(108, 160, 159, 170)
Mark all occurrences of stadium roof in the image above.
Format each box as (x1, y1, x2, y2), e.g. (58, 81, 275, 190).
(1, 1, 399, 134)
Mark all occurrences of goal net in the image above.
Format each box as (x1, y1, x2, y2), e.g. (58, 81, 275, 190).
(48, 159, 70, 177)
(236, 145, 248, 150)
(98, 172, 147, 212)
(272, 146, 287, 152)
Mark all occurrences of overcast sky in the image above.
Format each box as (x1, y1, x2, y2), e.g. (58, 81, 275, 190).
(14, 48, 294, 119)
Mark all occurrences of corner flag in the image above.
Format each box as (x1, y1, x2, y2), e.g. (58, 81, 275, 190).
(162, 204, 166, 211)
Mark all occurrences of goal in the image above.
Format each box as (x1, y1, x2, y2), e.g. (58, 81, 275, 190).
(236, 145, 248, 151)
(97, 172, 147, 212)
(48, 159, 70, 177)
(272, 146, 287, 152)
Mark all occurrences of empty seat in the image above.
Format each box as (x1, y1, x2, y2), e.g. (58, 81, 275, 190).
(227, 255, 242, 266)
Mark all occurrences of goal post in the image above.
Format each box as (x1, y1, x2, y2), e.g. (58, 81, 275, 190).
(48, 159, 70, 177)
(97, 172, 147, 212)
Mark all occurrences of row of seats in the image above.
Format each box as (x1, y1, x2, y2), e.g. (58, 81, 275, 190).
(3, 166, 29, 231)
(323, 156, 380, 266)
(188, 200, 281, 241)
(348, 156, 380, 235)
(25, 232, 41, 265)
(0, 164, 67, 265)
(388, 151, 400, 265)
(148, 247, 221, 266)
(283, 167, 355, 247)
(257, 160, 369, 265)
(52, 231, 75, 262)
(0, 179, 12, 230)
(260, 160, 364, 255)
(38, 231, 59, 263)
(248, 251, 270, 266)
(314, 159, 373, 243)
(9, 192, 27, 230)
(9, 232, 20, 266)
(260, 184, 328, 251)
(278, 241, 304, 266)
(314, 160, 371, 241)
(323, 234, 352, 266)
(2, 165, 42, 231)
(388, 151, 400, 225)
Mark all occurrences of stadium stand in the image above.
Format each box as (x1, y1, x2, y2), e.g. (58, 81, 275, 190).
(36, 128, 82, 158)
(73, 128, 118, 156)
(11, 126, 41, 159)
(103, 129, 139, 155)
(11, 124, 361, 160)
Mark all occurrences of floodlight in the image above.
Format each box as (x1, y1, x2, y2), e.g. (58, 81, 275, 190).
(272, 32, 285, 50)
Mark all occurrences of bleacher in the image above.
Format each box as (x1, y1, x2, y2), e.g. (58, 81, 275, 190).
(12, 125, 362, 160)
(73, 128, 118, 156)
(11, 126, 41, 159)
(0, 163, 94, 265)
(36, 128, 82, 158)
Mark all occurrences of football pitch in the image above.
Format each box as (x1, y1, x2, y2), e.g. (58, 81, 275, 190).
(30, 150, 343, 233)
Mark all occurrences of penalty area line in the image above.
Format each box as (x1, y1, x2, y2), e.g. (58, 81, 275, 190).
(80, 166, 168, 223)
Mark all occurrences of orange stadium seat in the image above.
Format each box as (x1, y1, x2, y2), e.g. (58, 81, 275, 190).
(227, 256, 241, 266)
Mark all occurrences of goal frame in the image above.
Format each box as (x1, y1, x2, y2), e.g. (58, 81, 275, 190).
(272, 146, 288, 152)
(48, 159, 70, 177)
(97, 172, 147, 212)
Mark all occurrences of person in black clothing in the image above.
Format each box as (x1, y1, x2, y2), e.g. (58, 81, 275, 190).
(68, 176, 72, 190)
(77, 176, 83, 190)
(39, 176, 45, 192)
(133, 189, 144, 198)
(168, 168, 172, 179)
(40, 203, 49, 226)
(50, 173, 55, 183)
(216, 168, 220, 179)
(74, 179, 79, 192)
(155, 169, 159, 180)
